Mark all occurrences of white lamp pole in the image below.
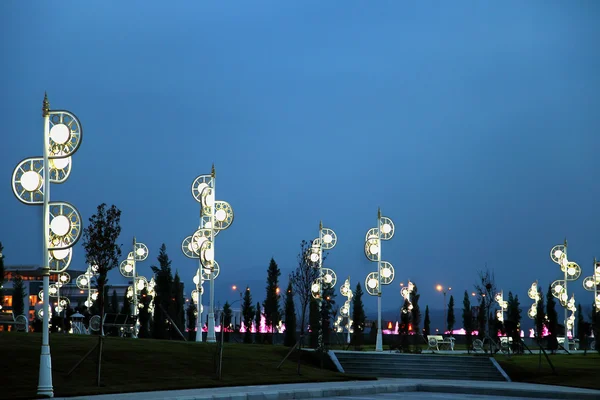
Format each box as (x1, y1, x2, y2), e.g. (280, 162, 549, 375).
(184, 165, 234, 343)
(309, 222, 337, 352)
(11, 94, 83, 398)
(550, 240, 581, 351)
(583, 258, 600, 316)
(364, 208, 395, 352)
(119, 238, 148, 338)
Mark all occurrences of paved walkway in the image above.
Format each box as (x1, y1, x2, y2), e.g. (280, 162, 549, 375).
(51, 378, 600, 400)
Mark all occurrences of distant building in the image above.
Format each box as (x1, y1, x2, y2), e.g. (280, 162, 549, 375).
(1, 264, 128, 331)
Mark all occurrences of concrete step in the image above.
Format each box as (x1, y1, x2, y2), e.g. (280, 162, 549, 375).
(331, 351, 507, 382)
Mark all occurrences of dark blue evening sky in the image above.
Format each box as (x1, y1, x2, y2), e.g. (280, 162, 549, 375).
(2, 1, 599, 328)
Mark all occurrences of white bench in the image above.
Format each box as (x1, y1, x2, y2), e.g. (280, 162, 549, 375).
(0, 312, 28, 332)
(427, 335, 455, 351)
(557, 337, 579, 350)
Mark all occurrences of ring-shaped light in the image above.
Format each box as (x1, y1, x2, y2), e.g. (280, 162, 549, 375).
(192, 229, 212, 254)
(49, 154, 72, 183)
(583, 276, 596, 291)
(49, 247, 72, 273)
(364, 237, 380, 262)
(58, 272, 70, 284)
(136, 276, 148, 291)
(200, 239, 214, 267)
(48, 110, 83, 157)
(12, 157, 44, 205)
(379, 261, 394, 285)
(76, 273, 90, 290)
(191, 174, 212, 203)
(201, 260, 220, 280)
(213, 201, 234, 230)
(134, 242, 149, 261)
(565, 262, 581, 281)
(550, 244, 566, 264)
(365, 272, 379, 296)
(321, 228, 337, 250)
(182, 235, 200, 259)
(550, 279, 565, 298)
(48, 201, 82, 250)
(321, 268, 337, 288)
(119, 257, 135, 278)
(311, 280, 321, 299)
(379, 217, 395, 240)
(48, 284, 59, 297)
(201, 215, 220, 236)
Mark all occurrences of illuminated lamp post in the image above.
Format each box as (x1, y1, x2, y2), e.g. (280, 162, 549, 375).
(583, 258, 600, 317)
(364, 208, 395, 352)
(119, 237, 149, 338)
(494, 291, 508, 326)
(183, 165, 234, 343)
(308, 222, 338, 353)
(527, 281, 541, 323)
(337, 277, 353, 343)
(550, 240, 581, 350)
(11, 94, 83, 398)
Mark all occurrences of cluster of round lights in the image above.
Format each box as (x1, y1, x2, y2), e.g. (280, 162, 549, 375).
(527, 281, 540, 319)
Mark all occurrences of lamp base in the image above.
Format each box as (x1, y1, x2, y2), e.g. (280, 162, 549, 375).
(207, 312, 216, 343)
(37, 346, 53, 398)
(375, 330, 383, 352)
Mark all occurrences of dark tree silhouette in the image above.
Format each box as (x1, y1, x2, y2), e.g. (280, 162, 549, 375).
(351, 283, 366, 349)
(263, 258, 281, 341)
(283, 281, 297, 347)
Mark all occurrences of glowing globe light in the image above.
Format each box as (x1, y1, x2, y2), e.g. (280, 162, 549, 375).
(203, 248, 214, 261)
(585, 280, 594, 288)
(560, 292, 568, 302)
(554, 284, 563, 293)
(50, 156, 70, 170)
(136, 247, 146, 257)
(21, 170, 42, 191)
(49, 287, 57, 295)
(50, 123, 70, 144)
(567, 266, 576, 276)
(367, 278, 378, 289)
(554, 249, 563, 259)
(60, 275, 68, 282)
(323, 274, 333, 284)
(51, 248, 70, 260)
(310, 253, 319, 262)
(215, 209, 227, 222)
(85, 300, 92, 307)
(124, 263, 133, 273)
(323, 234, 333, 244)
(91, 292, 98, 300)
(136, 280, 145, 290)
(50, 215, 70, 236)
(311, 283, 320, 293)
(381, 267, 391, 278)
(381, 223, 392, 234)
(80, 277, 88, 286)
(193, 274, 200, 285)
(369, 244, 379, 255)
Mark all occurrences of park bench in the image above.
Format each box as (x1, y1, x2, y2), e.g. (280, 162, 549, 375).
(557, 337, 579, 350)
(102, 313, 138, 337)
(427, 335, 455, 351)
(0, 312, 28, 332)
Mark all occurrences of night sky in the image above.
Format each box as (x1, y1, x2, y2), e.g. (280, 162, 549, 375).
(2, 1, 600, 329)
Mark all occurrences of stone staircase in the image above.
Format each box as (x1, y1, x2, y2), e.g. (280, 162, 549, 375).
(331, 351, 508, 381)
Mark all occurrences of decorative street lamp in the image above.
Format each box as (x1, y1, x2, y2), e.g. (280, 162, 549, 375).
(11, 94, 83, 398)
(550, 240, 581, 350)
(309, 221, 338, 353)
(335, 277, 353, 343)
(583, 258, 600, 313)
(183, 165, 234, 343)
(401, 281, 414, 316)
(76, 266, 97, 313)
(527, 281, 541, 321)
(119, 237, 149, 338)
(494, 291, 508, 325)
(364, 208, 395, 352)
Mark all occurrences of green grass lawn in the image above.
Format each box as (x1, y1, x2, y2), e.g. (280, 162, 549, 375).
(0, 332, 371, 399)
(496, 353, 600, 390)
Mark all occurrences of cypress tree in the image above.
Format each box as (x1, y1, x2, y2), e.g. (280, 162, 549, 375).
(546, 285, 559, 351)
(11, 273, 25, 316)
(410, 285, 421, 335)
(462, 291, 473, 351)
(186, 301, 196, 340)
(535, 288, 546, 339)
(151, 244, 173, 340)
(110, 290, 119, 314)
(241, 287, 254, 343)
(283, 281, 297, 347)
(351, 283, 366, 349)
(423, 305, 431, 337)
(447, 295, 455, 333)
(263, 258, 281, 340)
